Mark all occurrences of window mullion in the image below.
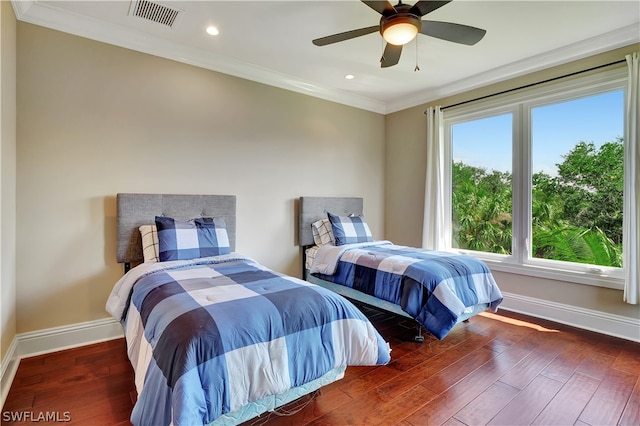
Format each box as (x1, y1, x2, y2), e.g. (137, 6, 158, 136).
(511, 105, 529, 264)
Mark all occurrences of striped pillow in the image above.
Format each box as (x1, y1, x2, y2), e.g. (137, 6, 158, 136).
(327, 212, 373, 246)
(155, 216, 230, 261)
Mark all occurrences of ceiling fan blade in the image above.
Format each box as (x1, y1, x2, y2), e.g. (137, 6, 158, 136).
(409, 1, 452, 16)
(312, 26, 380, 46)
(381, 43, 402, 68)
(362, 0, 397, 16)
(420, 20, 487, 45)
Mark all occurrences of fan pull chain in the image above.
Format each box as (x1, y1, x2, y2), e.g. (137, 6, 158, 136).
(414, 36, 420, 71)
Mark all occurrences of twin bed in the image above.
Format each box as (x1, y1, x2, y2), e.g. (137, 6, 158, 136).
(299, 196, 503, 341)
(106, 193, 391, 426)
(106, 193, 502, 426)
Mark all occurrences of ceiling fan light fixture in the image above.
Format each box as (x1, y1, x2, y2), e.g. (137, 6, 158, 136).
(381, 15, 420, 46)
(312, 0, 487, 68)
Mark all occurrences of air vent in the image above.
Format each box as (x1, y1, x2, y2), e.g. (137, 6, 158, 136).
(129, 0, 181, 28)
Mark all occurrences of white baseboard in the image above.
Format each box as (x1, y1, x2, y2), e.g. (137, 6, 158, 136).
(1, 337, 19, 409)
(0, 317, 123, 409)
(14, 317, 123, 358)
(500, 291, 640, 343)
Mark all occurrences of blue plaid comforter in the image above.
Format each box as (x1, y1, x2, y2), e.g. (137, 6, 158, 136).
(310, 243, 503, 339)
(106, 255, 390, 426)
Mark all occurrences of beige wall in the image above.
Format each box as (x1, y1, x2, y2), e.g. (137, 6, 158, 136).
(1, 0, 17, 363)
(385, 44, 640, 322)
(16, 23, 385, 333)
(10, 18, 639, 339)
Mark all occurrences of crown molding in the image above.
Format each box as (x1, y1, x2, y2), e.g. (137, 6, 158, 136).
(386, 23, 640, 113)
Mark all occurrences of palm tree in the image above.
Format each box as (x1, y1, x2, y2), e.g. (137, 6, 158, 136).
(452, 162, 512, 254)
(532, 224, 622, 267)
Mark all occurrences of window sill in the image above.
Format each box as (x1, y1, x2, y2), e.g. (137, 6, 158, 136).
(479, 257, 624, 290)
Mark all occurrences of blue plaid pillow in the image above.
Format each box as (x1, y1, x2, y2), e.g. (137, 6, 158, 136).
(327, 212, 373, 246)
(155, 216, 230, 261)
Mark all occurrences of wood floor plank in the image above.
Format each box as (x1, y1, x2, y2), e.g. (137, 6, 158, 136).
(612, 345, 640, 376)
(337, 367, 397, 402)
(618, 376, 640, 426)
(578, 367, 638, 426)
(575, 350, 616, 380)
(304, 387, 390, 426)
(487, 375, 564, 425)
(65, 392, 133, 425)
(441, 417, 467, 426)
(357, 384, 438, 426)
(530, 372, 600, 425)
(452, 380, 520, 425)
(574, 331, 626, 358)
(0, 393, 34, 414)
(539, 339, 590, 383)
(404, 344, 534, 425)
(377, 332, 502, 399)
(385, 342, 444, 373)
(480, 324, 533, 355)
(497, 338, 565, 390)
(8, 365, 112, 396)
(420, 347, 498, 394)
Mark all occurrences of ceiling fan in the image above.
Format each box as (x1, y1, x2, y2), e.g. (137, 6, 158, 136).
(312, 0, 486, 68)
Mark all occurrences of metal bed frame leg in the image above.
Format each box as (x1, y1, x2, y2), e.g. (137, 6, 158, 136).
(413, 318, 470, 344)
(414, 324, 424, 343)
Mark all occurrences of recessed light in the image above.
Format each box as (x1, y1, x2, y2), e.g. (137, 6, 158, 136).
(206, 26, 219, 36)
(345, 74, 355, 80)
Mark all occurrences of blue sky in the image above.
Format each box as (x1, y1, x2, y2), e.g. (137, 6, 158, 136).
(452, 90, 624, 176)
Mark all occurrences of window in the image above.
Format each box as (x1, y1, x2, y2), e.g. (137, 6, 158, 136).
(530, 92, 624, 268)
(451, 113, 513, 254)
(444, 68, 627, 288)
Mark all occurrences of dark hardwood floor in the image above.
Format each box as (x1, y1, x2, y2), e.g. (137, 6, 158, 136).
(2, 306, 639, 425)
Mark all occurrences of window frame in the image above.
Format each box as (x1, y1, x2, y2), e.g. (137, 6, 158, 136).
(443, 67, 627, 290)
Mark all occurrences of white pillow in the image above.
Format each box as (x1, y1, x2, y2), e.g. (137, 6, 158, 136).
(139, 225, 159, 263)
(311, 219, 334, 246)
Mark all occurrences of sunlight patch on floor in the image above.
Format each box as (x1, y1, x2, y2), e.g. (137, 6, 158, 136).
(479, 311, 560, 333)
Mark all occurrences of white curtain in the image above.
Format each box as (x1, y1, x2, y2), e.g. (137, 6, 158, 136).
(422, 106, 449, 250)
(624, 52, 640, 304)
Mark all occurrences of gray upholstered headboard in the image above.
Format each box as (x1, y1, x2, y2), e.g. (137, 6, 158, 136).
(298, 196, 363, 246)
(117, 193, 237, 264)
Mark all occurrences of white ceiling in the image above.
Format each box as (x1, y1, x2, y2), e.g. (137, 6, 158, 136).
(11, 0, 640, 114)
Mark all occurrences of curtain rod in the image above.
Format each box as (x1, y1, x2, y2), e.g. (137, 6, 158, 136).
(429, 59, 626, 113)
